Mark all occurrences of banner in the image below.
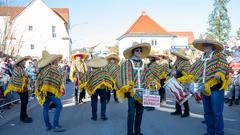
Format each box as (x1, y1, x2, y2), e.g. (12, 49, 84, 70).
(143, 95, 160, 108)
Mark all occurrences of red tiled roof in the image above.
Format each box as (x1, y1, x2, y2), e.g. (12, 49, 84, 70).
(0, 7, 24, 21)
(0, 6, 69, 23)
(170, 31, 195, 44)
(125, 12, 173, 35)
(52, 8, 69, 23)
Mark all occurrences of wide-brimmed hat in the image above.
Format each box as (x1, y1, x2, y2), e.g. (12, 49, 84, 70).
(14, 55, 31, 65)
(38, 51, 63, 69)
(123, 42, 151, 59)
(156, 51, 169, 59)
(171, 49, 189, 60)
(86, 56, 108, 68)
(106, 53, 120, 64)
(192, 39, 224, 52)
(71, 51, 89, 60)
(147, 50, 160, 60)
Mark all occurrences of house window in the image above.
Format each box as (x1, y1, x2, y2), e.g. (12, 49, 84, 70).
(151, 40, 157, 46)
(28, 26, 33, 31)
(30, 44, 34, 50)
(52, 26, 56, 38)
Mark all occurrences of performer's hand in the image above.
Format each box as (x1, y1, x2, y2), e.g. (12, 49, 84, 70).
(214, 74, 220, 80)
(151, 82, 156, 87)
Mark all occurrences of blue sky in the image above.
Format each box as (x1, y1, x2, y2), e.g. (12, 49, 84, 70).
(4, 0, 240, 49)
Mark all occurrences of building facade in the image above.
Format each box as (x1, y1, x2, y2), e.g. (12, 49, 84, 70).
(0, 0, 71, 60)
(117, 12, 194, 60)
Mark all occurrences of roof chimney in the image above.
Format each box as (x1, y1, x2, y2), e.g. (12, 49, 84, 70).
(141, 11, 146, 15)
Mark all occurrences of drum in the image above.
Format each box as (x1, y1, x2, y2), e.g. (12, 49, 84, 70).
(163, 77, 192, 105)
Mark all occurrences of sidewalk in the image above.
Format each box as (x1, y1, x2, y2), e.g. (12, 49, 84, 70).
(0, 97, 38, 126)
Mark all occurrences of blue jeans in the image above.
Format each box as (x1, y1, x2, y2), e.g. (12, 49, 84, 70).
(91, 89, 107, 118)
(43, 96, 62, 128)
(202, 90, 224, 135)
(228, 85, 239, 99)
(127, 97, 144, 135)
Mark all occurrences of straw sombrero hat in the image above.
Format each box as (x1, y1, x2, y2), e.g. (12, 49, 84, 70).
(14, 55, 31, 65)
(192, 37, 224, 52)
(147, 50, 160, 60)
(86, 56, 108, 68)
(38, 51, 63, 69)
(71, 51, 89, 60)
(156, 51, 169, 59)
(171, 49, 189, 60)
(123, 42, 151, 59)
(106, 53, 120, 64)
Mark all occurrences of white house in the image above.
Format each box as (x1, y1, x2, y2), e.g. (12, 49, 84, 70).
(117, 12, 194, 59)
(0, 0, 71, 60)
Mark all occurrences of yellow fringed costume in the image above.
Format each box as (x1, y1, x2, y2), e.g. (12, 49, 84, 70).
(191, 51, 230, 96)
(4, 66, 28, 96)
(35, 65, 64, 106)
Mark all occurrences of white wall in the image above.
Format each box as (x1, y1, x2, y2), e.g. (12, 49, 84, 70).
(172, 37, 188, 48)
(6, 0, 70, 59)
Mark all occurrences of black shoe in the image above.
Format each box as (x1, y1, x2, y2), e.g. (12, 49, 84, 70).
(229, 100, 233, 106)
(181, 112, 190, 117)
(224, 98, 229, 103)
(101, 117, 108, 121)
(135, 132, 143, 135)
(235, 99, 239, 105)
(170, 111, 182, 115)
(53, 125, 65, 132)
(20, 117, 33, 123)
(46, 126, 52, 131)
(91, 117, 97, 121)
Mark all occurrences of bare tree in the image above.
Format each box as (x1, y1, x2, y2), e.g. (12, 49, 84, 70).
(0, 0, 25, 57)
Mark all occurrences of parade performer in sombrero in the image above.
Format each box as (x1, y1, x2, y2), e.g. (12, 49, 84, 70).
(83, 56, 114, 121)
(69, 51, 89, 104)
(170, 49, 192, 117)
(35, 51, 65, 132)
(4, 56, 33, 123)
(105, 53, 120, 103)
(191, 38, 229, 135)
(145, 50, 162, 111)
(116, 42, 157, 135)
(156, 51, 170, 104)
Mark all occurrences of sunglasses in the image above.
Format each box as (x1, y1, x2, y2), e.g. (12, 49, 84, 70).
(134, 49, 143, 52)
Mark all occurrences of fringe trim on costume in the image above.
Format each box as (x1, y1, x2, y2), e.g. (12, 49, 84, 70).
(117, 81, 145, 104)
(177, 74, 195, 84)
(117, 82, 134, 99)
(85, 82, 113, 96)
(160, 72, 167, 80)
(204, 72, 229, 96)
(80, 82, 87, 89)
(35, 84, 64, 106)
(4, 78, 28, 96)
